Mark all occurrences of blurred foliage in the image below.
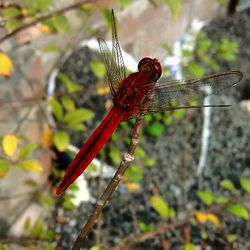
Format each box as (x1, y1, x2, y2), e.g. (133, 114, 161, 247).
(0, 0, 245, 249)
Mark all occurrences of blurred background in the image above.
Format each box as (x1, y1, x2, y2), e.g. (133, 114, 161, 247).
(0, 0, 250, 249)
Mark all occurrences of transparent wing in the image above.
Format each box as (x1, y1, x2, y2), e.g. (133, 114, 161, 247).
(98, 9, 126, 95)
(138, 70, 242, 113)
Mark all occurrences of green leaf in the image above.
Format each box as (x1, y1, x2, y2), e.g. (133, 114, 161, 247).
(186, 62, 205, 77)
(162, 0, 181, 17)
(19, 160, 43, 172)
(52, 14, 70, 32)
(90, 60, 106, 79)
(197, 190, 214, 206)
(180, 243, 198, 250)
(53, 130, 70, 152)
(226, 204, 249, 220)
(24, 217, 31, 233)
(0, 159, 11, 177)
(64, 108, 94, 124)
(6, 18, 22, 32)
(220, 179, 237, 193)
(18, 143, 37, 160)
(48, 98, 63, 121)
(214, 195, 229, 204)
(124, 164, 143, 183)
(149, 195, 169, 219)
(37, 195, 55, 206)
(240, 178, 250, 193)
(145, 123, 164, 137)
(2, 7, 21, 18)
(31, 220, 45, 237)
(109, 145, 121, 165)
(117, 0, 133, 8)
(100, 8, 114, 32)
(67, 122, 86, 131)
(52, 14, 69, 31)
(80, 3, 92, 13)
(43, 44, 61, 53)
(57, 73, 83, 93)
(139, 222, 154, 233)
(62, 197, 75, 210)
(23, 179, 38, 187)
(61, 96, 75, 111)
(32, 0, 51, 11)
(135, 146, 146, 158)
(89, 246, 100, 250)
(145, 157, 155, 167)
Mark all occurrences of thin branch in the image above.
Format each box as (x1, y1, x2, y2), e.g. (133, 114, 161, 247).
(72, 115, 145, 250)
(0, 0, 97, 44)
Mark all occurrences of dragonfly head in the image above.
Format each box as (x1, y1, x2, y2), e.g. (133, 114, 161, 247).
(138, 57, 162, 82)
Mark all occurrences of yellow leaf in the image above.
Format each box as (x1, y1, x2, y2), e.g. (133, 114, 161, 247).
(21, 8, 29, 16)
(3, 134, 18, 156)
(40, 24, 54, 33)
(96, 86, 110, 95)
(195, 211, 221, 227)
(0, 52, 13, 78)
(21, 160, 43, 172)
(195, 211, 207, 223)
(206, 213, 221, 227)
(42, 127, 52, 148)
(125, 182, 139, 192)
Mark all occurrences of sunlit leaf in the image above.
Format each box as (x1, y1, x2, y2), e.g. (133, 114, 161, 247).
(57, 73, 83, 93)
(197, 190, 214, 206)
(53, 130, 70, 152)
(37, 195, 55, 206)
(3, 134, 18, 156)
(186, 62, 205, 77)
(19, 160, 43, 172)
(220, 179, 237, 193)
(124, 164, 143, 184)
(145, 123, 164, 137)
(32, 0, 51, 11)
(64, 108, 94, 124)
(31, 220, 45, 237)
(61, 96, 75, 111)
(43, 44, 61, 53)
(0, 159, 11, 177)
(214, 195, 229, 204)
(24, 217, 31, 232)
(2, 7, 21, 18)
(48, 98, 63, 121)
(240, 178, 250, 193)
(42, 127, 52, 148)
(90, 60, 106, 79)
(89, 246, 100, 250)
(6, 18, 22, 32)
(117, 0, 133, 8)
(226, 204, 249, 220)
(18, 143, 37, 160)
(139, 222, 154, 233)
(135, 146, 146, 158)
(0, 53, 13, 78)
(180, 243, 198, 250)
(52, 14, 70, 32)
(67, 122, 86, 131)
(145, 157, 155, 167)
(150, 195, 169, 219)
(162, 0, 181, 17)
(80, 3, 92, 13)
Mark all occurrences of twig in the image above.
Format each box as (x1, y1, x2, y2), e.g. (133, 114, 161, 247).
(0, 0, 97, 44)
(72, 115, 145, 250)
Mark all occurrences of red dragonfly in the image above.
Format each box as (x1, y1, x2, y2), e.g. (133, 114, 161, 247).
(56, 10, 242, 195)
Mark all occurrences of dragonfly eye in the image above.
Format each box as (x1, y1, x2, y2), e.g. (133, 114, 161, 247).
(138, 57, 162, 81)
